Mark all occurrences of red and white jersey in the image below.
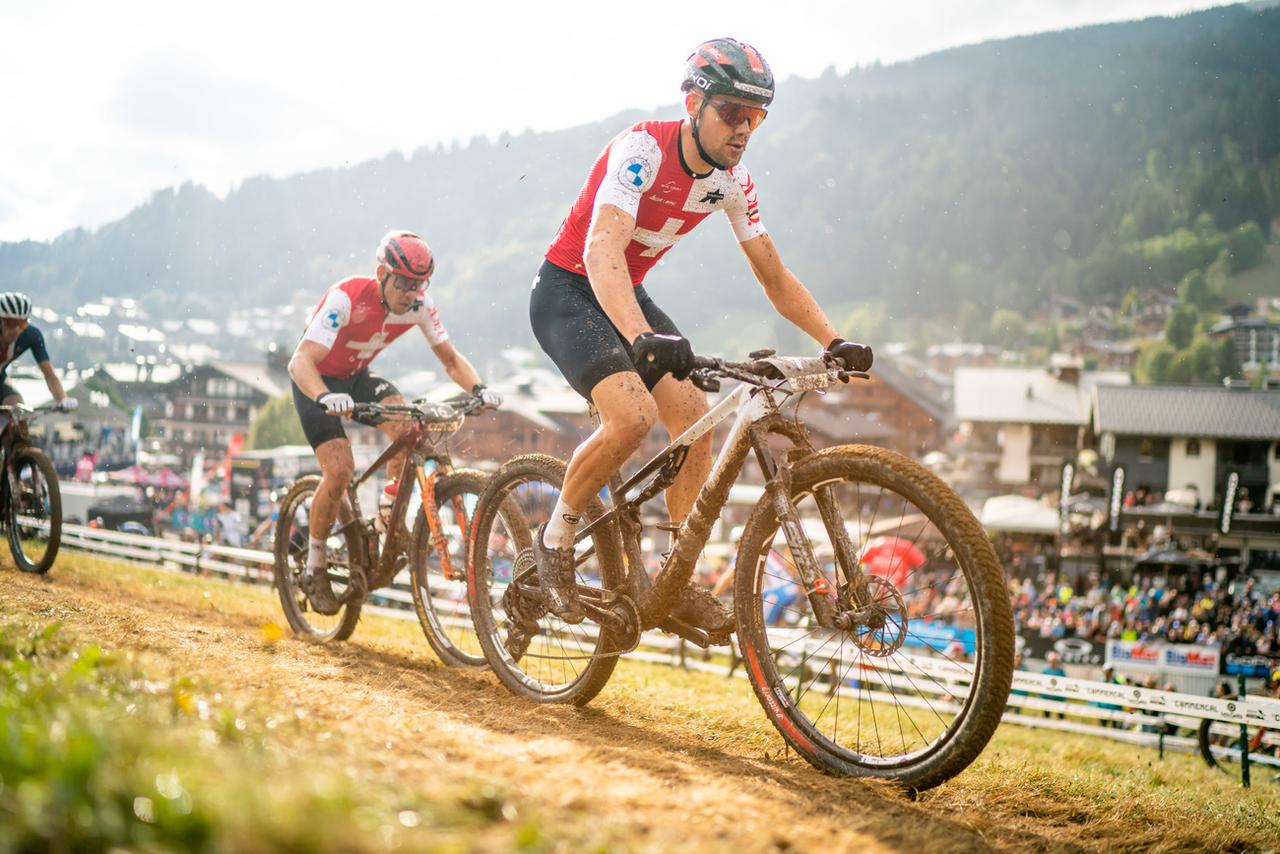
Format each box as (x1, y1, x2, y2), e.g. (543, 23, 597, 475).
(545, 119, 767, 285)
(301, 276, 449, 379)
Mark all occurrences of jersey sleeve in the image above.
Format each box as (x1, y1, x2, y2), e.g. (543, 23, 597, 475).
(301, 289, 352, 350)
(416, 292, 449, 346)
(724, 164, 768, 242)
(591, 129, 663, 218)
(23, 326, 49, 364)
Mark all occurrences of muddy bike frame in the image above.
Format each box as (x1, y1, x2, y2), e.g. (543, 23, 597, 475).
(333, 398, 483, 602)
(557, 354, 870, 648)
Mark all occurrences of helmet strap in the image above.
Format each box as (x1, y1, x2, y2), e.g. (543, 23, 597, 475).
(376, 270, 393, 313)
(689, 102, 727, 173)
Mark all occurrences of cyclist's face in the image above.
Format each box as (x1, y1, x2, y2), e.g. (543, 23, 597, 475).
(0, 317, 26, 343)
(690, 92, 765, 168)
(377, 266, 424, 314)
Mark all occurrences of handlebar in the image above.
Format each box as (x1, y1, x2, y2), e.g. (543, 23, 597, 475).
(687, 353, 870, 394)
(349, 393, 488, 425)
(0, 403, 57, 419)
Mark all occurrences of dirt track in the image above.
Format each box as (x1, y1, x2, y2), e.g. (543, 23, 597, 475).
(0, 559, 1107, 852)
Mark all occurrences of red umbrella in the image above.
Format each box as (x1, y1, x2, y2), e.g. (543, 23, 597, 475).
(106, 465, 147, 485)
(147, 467, 189, 489)
(859, 536, 926, 589)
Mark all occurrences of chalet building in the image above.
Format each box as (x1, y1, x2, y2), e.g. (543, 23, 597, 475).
(953, 355, 1129, 489)
(1091, 384, 1280, 510)
(802, 354, 950, 457)
(151, 360, 288, 466)
(1210, 318, 1280, 380)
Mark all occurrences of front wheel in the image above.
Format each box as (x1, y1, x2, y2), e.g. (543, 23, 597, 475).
(733, 445, 1014, 791)
(1199, 717, 1278, 777)
(6, 445, 62, 574)
(410, 469, 489, 667)
(272, 475, 364, 641)
(467, 454, 626, 705)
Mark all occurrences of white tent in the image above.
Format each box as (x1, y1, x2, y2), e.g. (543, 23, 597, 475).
(979, 494, 1059, 535)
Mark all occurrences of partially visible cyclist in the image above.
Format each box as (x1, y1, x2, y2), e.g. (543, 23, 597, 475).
(528, 38, 873, 630)
(288, 231, 502, 614)
(0, 292, 78, 411)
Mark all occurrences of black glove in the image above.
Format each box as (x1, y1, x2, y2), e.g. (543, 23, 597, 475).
(631, 333, 695, 385)
(825, 338, 874, 372)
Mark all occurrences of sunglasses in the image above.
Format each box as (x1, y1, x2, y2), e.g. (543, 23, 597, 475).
(706, 97, 768, 130)
(387, 272, 426, 293)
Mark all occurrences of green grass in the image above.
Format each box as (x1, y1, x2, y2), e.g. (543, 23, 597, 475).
(0, 616, 547, 852)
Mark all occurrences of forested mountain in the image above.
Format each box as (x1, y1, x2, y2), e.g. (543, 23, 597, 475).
(2, 3, 1278, 362)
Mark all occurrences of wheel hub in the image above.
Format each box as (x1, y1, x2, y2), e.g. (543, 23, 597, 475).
(839, 575, 908, 657)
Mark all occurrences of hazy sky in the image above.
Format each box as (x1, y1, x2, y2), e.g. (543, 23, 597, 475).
(0, 0, 1231, 242)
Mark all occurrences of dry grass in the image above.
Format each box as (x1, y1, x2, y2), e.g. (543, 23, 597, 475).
(2, 551, 1277, 853)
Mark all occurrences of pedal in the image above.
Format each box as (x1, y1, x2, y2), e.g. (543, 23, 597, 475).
(657, 616, 718, 649)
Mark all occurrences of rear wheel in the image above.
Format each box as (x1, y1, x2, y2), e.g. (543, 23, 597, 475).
(272, 475, 363, 641)
(468, 454, 625, 705)
(410, 469, 488, 667)
(733, 445, 1014, 791)
(6, 445, 61, 574)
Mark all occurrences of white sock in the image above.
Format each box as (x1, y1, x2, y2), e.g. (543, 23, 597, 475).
(543, 496, 582, 550)
(307, 536, 326, 571)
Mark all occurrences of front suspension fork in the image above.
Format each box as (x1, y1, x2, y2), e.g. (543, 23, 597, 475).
(750, 428, 840, 629)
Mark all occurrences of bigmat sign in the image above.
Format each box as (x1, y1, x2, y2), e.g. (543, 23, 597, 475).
(1105, 639, 1220, 675)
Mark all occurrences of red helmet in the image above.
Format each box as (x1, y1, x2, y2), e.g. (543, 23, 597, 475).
(376, 231, 434, 281)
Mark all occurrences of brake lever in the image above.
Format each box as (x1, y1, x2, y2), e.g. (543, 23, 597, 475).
(690, 371, 720, 394)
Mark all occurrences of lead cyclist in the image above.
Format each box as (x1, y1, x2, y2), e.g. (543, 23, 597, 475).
(528, 38, 873, 631)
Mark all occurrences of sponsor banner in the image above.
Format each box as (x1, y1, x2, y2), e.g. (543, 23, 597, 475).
(1222, 654, 1279, 678)
(1162, 643, 1220, 675)
(1105, 639, 1162, 671)
(901, 621, 976, 656)
(1105, 640, 1221, 675)
(1016, 631, 1105, 666)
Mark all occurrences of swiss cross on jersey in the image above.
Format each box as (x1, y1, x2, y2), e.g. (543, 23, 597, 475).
(300, 276, 449, 379)
(545, 119, 767, 285)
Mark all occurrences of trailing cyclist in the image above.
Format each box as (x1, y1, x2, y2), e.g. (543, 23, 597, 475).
(288, 231, 502, 615)
(528, 38, 873, 630)
(0, 292, 78, 412)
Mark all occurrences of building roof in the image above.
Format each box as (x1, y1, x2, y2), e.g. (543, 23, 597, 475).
(804, 406, 895, 443)
(207, 360, 288, 398)
(872, 354, 952, 424)
(954, 367, 1130, 425)
(1093, 384, 1280, 440)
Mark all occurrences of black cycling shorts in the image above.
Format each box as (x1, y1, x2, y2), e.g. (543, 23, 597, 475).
(529, 259, 683, 400)
(291, 370, 401, 450)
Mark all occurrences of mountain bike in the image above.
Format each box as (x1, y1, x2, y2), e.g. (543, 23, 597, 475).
(273, 396, 491, 666)
(467, 351, 1014, 791)
(0, 403, 62, 574)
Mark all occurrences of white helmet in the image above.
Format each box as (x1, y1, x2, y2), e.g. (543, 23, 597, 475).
(0, 292, 32, 320)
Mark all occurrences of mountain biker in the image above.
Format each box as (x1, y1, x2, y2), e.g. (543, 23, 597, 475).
(528, 38, 873, 630)
(288, 231, 502, 614)
(0, 292, 78, 412)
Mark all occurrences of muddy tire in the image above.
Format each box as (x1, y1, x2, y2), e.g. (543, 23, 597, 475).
(733, 445, 1014, 791)
(273, 475, 363, 641)
(467, 454, 626, 706)
(6, 445, 61, 574)
(410, 469, 489, 668)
